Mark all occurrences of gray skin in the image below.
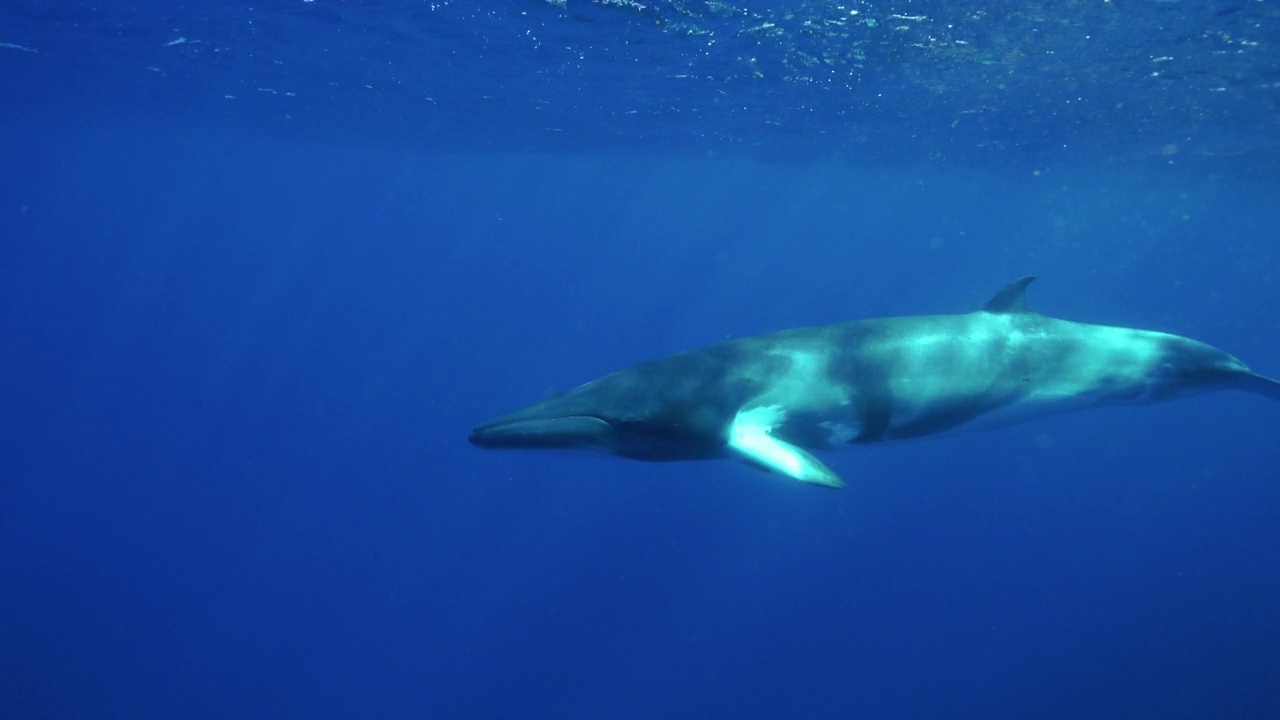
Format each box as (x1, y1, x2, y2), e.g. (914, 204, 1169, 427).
(470, 277, 1280, 487)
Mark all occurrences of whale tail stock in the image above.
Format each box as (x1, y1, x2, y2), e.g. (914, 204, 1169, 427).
(1237, 371, 1280, 401)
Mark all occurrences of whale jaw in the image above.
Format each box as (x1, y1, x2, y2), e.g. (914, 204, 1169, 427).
(469, 415, 613, 450)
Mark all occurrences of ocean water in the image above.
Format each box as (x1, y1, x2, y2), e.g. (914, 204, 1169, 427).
(3, 2, 1279, 718)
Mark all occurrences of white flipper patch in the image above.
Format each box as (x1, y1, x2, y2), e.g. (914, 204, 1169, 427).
(727, 405, 845, 488)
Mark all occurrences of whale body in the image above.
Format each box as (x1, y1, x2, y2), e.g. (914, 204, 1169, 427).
(469, 277, 1280, 488)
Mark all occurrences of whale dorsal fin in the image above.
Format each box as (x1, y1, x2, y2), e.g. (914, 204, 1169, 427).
(983, 276, 1036, 313)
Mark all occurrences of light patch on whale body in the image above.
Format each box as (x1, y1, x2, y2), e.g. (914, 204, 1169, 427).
(865, 314, 1022, 426)
(906, 318, 1174, 435)
(819, 421, 859, 445)
(752, 346, 849, 412)
(1022, 322, 1167, 404)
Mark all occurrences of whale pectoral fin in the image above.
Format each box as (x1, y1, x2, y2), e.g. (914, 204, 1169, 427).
(727, 406, 845, 489)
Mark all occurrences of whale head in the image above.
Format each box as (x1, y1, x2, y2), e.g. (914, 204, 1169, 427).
(469, 365, 736, 461)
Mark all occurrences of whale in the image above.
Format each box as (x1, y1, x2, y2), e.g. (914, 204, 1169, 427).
(469, 277, 1280, 488)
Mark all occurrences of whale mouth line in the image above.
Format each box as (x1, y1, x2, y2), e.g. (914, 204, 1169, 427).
(468, 414, 613, 449)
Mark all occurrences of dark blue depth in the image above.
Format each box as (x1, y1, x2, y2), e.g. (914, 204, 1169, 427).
(2, 2, 1279, 718)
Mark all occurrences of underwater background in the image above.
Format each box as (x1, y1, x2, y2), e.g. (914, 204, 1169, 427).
(3, 1, 1280, 718)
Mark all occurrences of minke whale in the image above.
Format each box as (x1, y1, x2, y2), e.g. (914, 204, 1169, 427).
(470, 277, 1279, 488)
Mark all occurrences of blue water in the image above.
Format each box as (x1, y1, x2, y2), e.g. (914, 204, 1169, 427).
(3, 2, 1280, 718)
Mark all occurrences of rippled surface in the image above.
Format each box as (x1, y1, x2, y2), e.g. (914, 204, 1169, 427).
(3, 0, 1278, 170)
